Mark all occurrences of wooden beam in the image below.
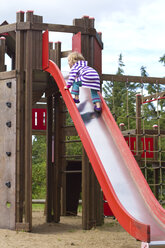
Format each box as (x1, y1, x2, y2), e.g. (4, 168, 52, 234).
(61, 50, 72, 58)
(142, 91, 165, 102)
(122, 129, 165, 136)
(0, 70, 16, 80)
(14, 22, 85, 33)
(0, 23, 16, 34)
(102, 74, 165, 84)
(63, 125, 77, 136)
(32, 130, 46, 135)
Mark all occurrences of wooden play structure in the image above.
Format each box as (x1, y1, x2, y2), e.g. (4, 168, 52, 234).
(1, 10, 165, 234)
(0, 11, 103, 231)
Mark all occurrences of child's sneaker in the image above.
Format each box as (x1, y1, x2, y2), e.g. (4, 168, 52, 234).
(74, 98, 80, 103)
(94, 105, 102, 112)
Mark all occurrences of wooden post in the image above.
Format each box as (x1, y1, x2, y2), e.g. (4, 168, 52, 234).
(0, 37, 6, 71)
(53, 92, 62, 222)
(82, 148, 91, 229)
(73, 16, 103, 229)
(24, 10, 33, 230)
(119, 123, 125, 131)
(15, 10, 25, 225)
(46, 41, 63, 222)
(46, 95, 53, 222)
(54, 41, 67, 216)
(153, 124, 159, 199)
(136, 94, 142, 162)
(55, 42, 61, 69)
(32, 14, 43, 70)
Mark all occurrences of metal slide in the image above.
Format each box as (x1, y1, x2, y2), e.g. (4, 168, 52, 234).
(42, 31, 165, 246)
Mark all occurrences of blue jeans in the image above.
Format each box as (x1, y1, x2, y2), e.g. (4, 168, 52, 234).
(71, 81, 101, 104)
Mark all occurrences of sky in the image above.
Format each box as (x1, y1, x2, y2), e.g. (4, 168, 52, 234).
(0, 0, 165, 78)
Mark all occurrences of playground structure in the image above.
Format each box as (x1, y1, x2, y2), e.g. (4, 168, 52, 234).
(1, 10, 165, 247)
(0, 10, 103, 231)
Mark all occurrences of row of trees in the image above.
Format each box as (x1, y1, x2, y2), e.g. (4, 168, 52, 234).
(103, 53, 165, 129)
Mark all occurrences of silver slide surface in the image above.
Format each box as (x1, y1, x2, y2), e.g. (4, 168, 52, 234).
(77, 87, 165, 243)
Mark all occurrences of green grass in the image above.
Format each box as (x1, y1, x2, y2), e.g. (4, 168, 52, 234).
(32, 203, 45, 211)
(32, 203, 82, 212)
(78, 204, 82, 213)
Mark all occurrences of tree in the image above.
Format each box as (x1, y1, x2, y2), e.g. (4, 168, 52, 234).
(103, 53, 137, 129)
(140, 66, 148, 77)
(32, 135, 47, 199)
(117, 53, 125, 75)
(159, 54, 165, 66)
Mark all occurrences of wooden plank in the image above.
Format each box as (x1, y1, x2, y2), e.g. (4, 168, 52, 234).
(15, 22, 85, 33)
(63, 125, 78, 136)
(15, 223, 30, 231)
(122, 129, 136, 136)
(32, 23, 86, 34)
(102, 74, 165, 84)
(0, 78, 16, 229)
(32, 103, 47, 109)
(0, 23, 16, 34)
(32, 130, 46, 135)
(0, 70, 16, 80)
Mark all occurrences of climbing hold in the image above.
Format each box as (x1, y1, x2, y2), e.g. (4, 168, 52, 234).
(6, 82, 12, 88)
(6, 102, 11, 108)
(6, 202, 11, 208)
(5, 182, 11, 188)
(6, 121, 11, 128)
(6, 152, 11, 157)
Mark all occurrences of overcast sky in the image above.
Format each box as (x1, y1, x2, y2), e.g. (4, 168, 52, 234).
(0, 0, 165, 77)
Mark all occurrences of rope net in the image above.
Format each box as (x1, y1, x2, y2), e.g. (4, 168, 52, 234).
(103, 78, 165, 205)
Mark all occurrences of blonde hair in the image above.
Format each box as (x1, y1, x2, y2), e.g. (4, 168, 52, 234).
(68, 51, 85, 65)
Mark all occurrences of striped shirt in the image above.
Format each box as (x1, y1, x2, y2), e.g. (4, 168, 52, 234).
(67, 61, 100, 91)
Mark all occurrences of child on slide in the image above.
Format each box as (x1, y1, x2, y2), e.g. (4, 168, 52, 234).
(64, 51, 102, 112)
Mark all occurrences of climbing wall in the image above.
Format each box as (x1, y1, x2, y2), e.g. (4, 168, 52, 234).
(0, 78, 16, 229)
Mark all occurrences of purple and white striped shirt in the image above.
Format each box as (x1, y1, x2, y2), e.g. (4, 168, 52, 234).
(67, 61, 100, 91)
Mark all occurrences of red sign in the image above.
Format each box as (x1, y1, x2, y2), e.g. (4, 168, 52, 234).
(32, 108, 47, 130)
(124, 137, 153, 158)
